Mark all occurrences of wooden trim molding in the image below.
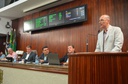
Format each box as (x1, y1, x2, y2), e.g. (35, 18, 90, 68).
(0, 62, 68, 74)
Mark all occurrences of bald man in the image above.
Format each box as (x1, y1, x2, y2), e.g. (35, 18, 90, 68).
(7, 48, 18, 59)
(95, 15, 124, 52)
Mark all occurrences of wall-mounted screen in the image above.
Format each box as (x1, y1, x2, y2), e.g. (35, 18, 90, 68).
(48, 11, 64, 27)
(23, 5, 87, 32)
(24, 19, 34, 32)
(64, 5, 87, 24)
(35, 16, 48, 30)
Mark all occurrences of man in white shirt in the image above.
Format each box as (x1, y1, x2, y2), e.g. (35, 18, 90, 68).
(22, 45, 36, 63)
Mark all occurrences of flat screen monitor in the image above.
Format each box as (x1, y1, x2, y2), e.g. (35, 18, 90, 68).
(64, 5, 87, 24)
(24, 19, 34, 32)
(48, 11, 64, 27)
(23, 5, 87, 32)
(34, 16, 48, 30)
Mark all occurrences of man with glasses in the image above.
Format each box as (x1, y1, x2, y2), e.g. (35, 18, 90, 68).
(95, 15, 124, 52)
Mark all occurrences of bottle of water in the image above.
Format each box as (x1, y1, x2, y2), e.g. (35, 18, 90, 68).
(35, 55, 39, 64)
(13, 55, 17, 63)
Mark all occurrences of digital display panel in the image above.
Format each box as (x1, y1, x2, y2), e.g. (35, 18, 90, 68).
(35, 16, 48, 29)
(48, 11, 64, 26)
(64, 5, 87, 23)
(23, 5, 87, 32)
(24, 20, 34, 32)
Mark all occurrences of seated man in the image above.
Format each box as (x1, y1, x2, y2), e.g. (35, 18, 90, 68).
(0, 52, 5, 60)
(60, 45, 75, 65)
(7, 48, 18, 60)
(22, 45, 36, 63)
(39, 46, 50, 64)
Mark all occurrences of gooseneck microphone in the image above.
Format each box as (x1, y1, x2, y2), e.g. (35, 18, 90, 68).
(86, 36, 89, 52)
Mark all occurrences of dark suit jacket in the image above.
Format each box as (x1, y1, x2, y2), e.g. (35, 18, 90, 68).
(22, 52, 36, 62)
(60, 53, 68, 63)
(38, 53, 50, 63)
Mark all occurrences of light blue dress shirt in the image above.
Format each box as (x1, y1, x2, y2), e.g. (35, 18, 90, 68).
(0, 54, 5, 59)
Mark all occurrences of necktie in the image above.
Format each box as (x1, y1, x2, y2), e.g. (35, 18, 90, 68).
(103, 31, 107, 52)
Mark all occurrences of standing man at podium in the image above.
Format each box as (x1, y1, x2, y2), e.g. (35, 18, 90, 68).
(95, 15, 124, 52)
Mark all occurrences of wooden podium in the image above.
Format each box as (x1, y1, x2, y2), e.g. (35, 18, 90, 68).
(68, 52, 128, 84)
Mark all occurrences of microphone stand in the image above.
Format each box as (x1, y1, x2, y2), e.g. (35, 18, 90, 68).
(86, 34, 97, 52)
(86, 35, 88, 52)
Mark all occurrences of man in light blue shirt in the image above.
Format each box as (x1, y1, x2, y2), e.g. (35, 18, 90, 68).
(0, 52, 5, 59)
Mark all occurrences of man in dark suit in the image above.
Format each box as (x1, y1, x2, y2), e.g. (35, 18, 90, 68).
(60, 45, 75, 65)
(39, 46, 50, 64)
(22, 45, 36, 63)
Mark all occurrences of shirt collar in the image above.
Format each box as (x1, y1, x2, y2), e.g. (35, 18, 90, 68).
(104, 25, 111, 33)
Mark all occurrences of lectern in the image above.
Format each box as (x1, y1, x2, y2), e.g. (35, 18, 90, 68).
(68, 52, 128, 84)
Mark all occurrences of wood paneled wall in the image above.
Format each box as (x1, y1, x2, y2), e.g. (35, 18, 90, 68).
(12, 0, 128, 57)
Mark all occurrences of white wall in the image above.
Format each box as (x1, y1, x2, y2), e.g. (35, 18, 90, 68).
(0, 17, 11, 35)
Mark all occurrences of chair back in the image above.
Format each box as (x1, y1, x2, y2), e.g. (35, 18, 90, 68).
(32, 50, 38, 56)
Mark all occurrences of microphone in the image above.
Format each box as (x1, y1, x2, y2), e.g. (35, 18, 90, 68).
(86, 36, 89, 52)
(86, 34, 97, 52)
